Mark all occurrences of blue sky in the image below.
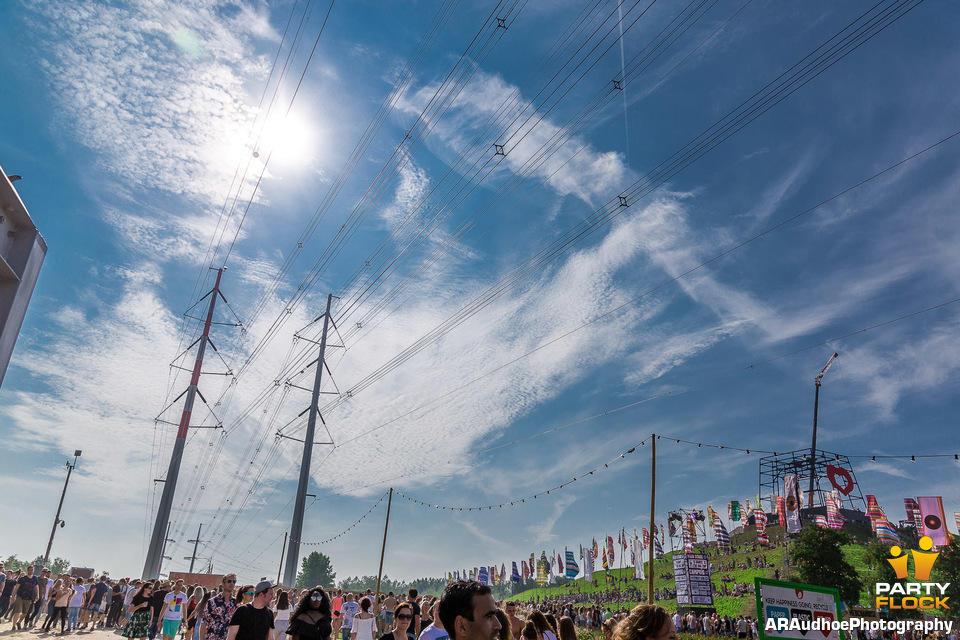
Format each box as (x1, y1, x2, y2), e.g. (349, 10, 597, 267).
(1, 0, 959, 584)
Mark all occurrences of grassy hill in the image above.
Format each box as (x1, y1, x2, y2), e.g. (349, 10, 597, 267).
(510, 524, 884, 617)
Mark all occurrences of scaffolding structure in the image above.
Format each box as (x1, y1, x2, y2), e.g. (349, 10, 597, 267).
(758, 448, 867, 513)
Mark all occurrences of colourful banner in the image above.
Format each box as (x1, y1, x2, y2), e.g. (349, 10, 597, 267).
(918, 496, 949, 546)
(784, 474, 801, 533)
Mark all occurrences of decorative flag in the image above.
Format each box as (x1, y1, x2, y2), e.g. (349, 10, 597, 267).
(814, 515, 828, 527)
(776, 496, 786, 528)
(607, 536, 615, 563)
(755, 509, 769, 544)
(865, 495, 883, 531)
(621, 528, 628, 551)
(565, 549, 579, 580)
(642, 528, 650, 547)
(631, 536, 645, 580)
(745, 499, 753, 520)
(905, 498, 924, 529)
(530, 552, 535, 571)
(478, 566, 489, 585)
(537, 551, 549, 585)
(501, 564, 505, 585)
(687, 517, 697, 542)
(707, 506, 716, 527)
(955, 512, 960, 534)
(521, 560, 528, 580)
(592, 538, 598, 559)
(918, 496, 949, 546)
(825, 491, 845, 529)
(681, 522, 694, 553)
(654, 535, 663, 556)
(558, 553, 564, 577)
(583, 546, 594, 581)
(602, 547, 609, 570)
(784, 474, 801, 533)
(512, 561, 520, 583)
(730, 501, 742, 522)
(876, 520, 901, 546)
(660, 523, 665, 542)
(713, 518, 730, 550)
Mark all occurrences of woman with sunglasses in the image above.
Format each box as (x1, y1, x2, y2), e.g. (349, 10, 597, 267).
(287, 587, 332, 640)
(122, 582, 154, 640)
(376, 603, 413, 640)
(237, 586, 256, 607)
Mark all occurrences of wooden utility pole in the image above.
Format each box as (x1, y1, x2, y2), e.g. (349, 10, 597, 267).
(373, 488, 394, 617)
(648, 434, 655, 604)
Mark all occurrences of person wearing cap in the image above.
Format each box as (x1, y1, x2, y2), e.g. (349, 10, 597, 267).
(227, 581, 275, 640)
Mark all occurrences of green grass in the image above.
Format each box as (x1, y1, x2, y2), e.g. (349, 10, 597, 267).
(510, 524, 885, 616)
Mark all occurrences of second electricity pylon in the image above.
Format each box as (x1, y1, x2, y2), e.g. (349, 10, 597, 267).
(143, 268, 236, 580)
(281, 293, 340, 586)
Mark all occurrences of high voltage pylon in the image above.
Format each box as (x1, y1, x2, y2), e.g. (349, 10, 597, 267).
(280, 293, 341, 586)
(143, 268, 238, 579)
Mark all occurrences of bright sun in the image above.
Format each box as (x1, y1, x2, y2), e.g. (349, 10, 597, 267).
(255, 108, 318, 169)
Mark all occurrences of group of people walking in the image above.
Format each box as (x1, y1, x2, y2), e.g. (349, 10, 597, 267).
(1, 564, 677, 640)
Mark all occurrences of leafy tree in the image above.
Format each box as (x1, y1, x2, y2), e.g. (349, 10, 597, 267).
(861, 540, 919, 620)
(296, 552, 336, 589)
(4, 555, 72, 575)
(932, 534, 960, 615)
(790, 525, 864, 605)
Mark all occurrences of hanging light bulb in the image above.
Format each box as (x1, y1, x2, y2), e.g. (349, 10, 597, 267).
(911, 456, 916, 463)
(871, 456, 876, 462)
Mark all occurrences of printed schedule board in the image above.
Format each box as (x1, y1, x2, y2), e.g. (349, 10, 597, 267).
(755, 578, 845, 640)
(673, 552, 714, 605)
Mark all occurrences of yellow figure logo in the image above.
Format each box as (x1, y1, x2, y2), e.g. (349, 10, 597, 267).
(887, 536, 940, 581)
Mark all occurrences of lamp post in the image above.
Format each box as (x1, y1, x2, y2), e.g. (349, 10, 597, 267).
(44, 450, 81, 566)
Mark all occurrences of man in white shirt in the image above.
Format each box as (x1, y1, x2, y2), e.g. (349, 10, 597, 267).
(161, 580, 189, 640)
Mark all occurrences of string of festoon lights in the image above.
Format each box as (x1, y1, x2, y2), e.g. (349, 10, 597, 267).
(290, 490, 389, 545)
(395, 435, 960, 512)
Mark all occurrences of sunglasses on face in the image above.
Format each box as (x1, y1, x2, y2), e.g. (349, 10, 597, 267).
(244, 592, 255, 596)
(397, 615, 413, 621)
(311, 595, 323, 601)
(225, 580, 236, 584)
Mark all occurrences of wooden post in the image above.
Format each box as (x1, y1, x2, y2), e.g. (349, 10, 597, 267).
(373, 489, 393, 619)
(648, 434, 656, 604)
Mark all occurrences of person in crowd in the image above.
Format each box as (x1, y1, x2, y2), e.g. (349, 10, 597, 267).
(67, 575, 86, 631)
(84, 575, 111, 629)
(200, 574, 238, 640)
(227, 581, 275, 640)
(272, 590, 292, 639)
(9, 565, 40, 630)
(288, 586, 332, 640)
(123, 582, 156, 640)
(377, 603, 413, 640)
(527, 611, 557, 640)
(331, 591, 344, 639)
(380, 593, 396, 636)
(161, 579, 189, 640)
(351, 598, 377, 640)
(0, 569, 16, 618)
(601, 618, 617, 640)
(493, 610, 511, 640)
(186, 587, 210, 640)
(27, 567, 52, 627)
(504, 603, 523, 640)
(124, 580, 143, 627)
(238, 586, 256, 608)
(613, 605, 675, 640)
(436, 581, 500, 640)
(406, 591, 421, 640)
(417, 599, 447, 640)
(42, 577, 73, 634)
(557, 617, 576, 640)
(149, 581, 171, 640)
(107, 578, 127, 627)
(339, 594, 360, 640)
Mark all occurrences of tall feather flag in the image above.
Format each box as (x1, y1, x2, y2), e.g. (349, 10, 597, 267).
(583, 546, 594, 581)
(955, 512, 960, 535)
(825, 492, 845, 529)
(511, 561, 520, 583)
(681, 522, 694, 553)
(565, 549, 579, 580)
(755, 508, 769, 545)
(592, 538, 598, 559)
(905, 498, 923, 529)
(501, 564, 506, 585)
(521, 560, 529, 580)
(642, 528, 650, 547)
(607, 536, 615, 563)
(713, 517, 730, 550)
(631, 536, 645, 580)
(621, 528, 628, 551)
(814, 515, 828, 528)
(654, 531, 663, 556)
(478, 566, 489, 585)
(530, 552, 535, 572)
(875, 520, 901, 546)
(776, 496, 786, 528)
(660, 523, 665, 542)
(918, 497, 949, 547)
(730, 501, 741, 522)
(537, 551, 550, 586)
(602, 547, 609, 570)
(557, 553, 564, 577)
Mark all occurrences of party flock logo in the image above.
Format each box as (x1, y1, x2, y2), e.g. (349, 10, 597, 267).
(875, 536, 949, 610)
